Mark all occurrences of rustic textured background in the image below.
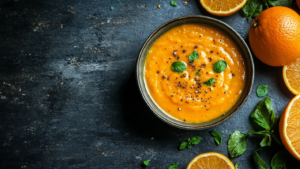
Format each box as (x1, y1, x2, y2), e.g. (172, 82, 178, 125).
(0, 0, 299, 168)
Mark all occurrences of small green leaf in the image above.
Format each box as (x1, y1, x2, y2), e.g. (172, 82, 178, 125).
(189, 51, 199, 62)
(179, 142, 187, 150)
(187, 137, 191, 143)
(168, 162, 178, 169)
(187, 142, 192, 149)
(211, 130, 222, 145)
(241, 0, 264, 19)
(228, 130, 248, 158)
(143, 160, 150, 166)
(267, 0, 293, 7)
(271, 151, 288, 169)
(191, 136, 202, 145)
(257, 84, 269, 97)
(250, 97, 278, 131)
(203, 78, 215, 86)
(171, 61, 187, 73)
(170, 1, 177, 6)
(110, 6, 114, 10)
(213, 61, 227, 73)
(235, 162, 240, 169)
(195, 72, 200, 76)
(260, 135, 271, 147)
(253, 149, 268, 169)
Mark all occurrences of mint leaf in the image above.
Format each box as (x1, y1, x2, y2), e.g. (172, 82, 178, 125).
(171, 61, 187, 73)
(170, 1, 177, 6)
(143, 160, 150, 166)
(235, 162, 240, 169)
(211, 130, 222, 145)
(203, 78, 215, 86)
(250, 97, 278, 131)
(191, 136, 202, 145)
(168, 162, 178, 169)
(267, 0, 293, 7)
(213, 61, 227, 73)
(257, 84, 269, 97)
(179, 142, 187, 150)
(271, 151, 288, 169)
(228, 130, 248, 158)
(195, 72, 200, 76)
(189, 51, 199, 62)
(253, 149, 268, 169)
(241, 0, 263, 19)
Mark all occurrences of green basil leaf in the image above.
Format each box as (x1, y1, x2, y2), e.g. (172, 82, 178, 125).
(228, 130, 248, 158)
(271, 151, 288, 169)
(250, 97, 278, 131)
(235, 162, 240, 169)
(257, 84, 269, 97)
(143, 160, 150, 166)
(203, 78, 215, 86)
(260, 135, 272, 147)
(271, 133, 283, 145)
(168, 162, 178, 169)
(267, 0, 293, 7)
(110, 7, 114, 10)
(195, 72, 200, 76)
(179, 142, 187, 150)
(241, 0, 264, 19)
(187, 137, 191, 143)
(170, 1, 177, 6)
(187, 142, 192, 149)
(189, 51, 199, 62)
(253, 149, 268, 169)
(171, 61, 187, 73)
(213, 61, 227, 73)
(211, 130, 222, 145)
(191, 136, 202, 145)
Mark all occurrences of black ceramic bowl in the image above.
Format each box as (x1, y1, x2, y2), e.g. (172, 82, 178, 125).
(136, 15, 254, 130)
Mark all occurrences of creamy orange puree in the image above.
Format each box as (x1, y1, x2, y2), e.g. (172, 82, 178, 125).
(144, 24, 246, 123)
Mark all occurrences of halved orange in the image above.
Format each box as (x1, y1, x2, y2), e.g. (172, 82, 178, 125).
(199, 0, 247, 16)
(186, 152, 235, 169)
(283, 57, 300, 95)
(279, 95, 300, 161)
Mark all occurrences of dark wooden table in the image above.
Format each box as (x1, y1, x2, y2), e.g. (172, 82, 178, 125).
(1, 0, 300, 168)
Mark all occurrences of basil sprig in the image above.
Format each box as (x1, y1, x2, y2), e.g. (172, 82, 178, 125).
(189, 51, 199, 62)
(213, 61, 227, 73)
(210, 130, 222, 145)
(179, 136, 202, 150)
(171, 61, 186, 73)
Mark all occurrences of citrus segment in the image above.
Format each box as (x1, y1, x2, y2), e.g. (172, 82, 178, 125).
(283, 58, 300, 95)
(279, 95, 300, 161)
(199, 0, 247, 16)
(186, 152, 234, 169)
(249, 7, 300, 67)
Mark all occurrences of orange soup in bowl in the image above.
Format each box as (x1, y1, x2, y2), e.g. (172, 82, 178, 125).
(144, 24, 246, 123)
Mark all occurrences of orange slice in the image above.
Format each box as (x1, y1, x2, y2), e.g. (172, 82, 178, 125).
(199, 0, 247, 16)
(186, 152, 235, 169)
(283, 57, 300, 95)
(279, 95, 300, 161)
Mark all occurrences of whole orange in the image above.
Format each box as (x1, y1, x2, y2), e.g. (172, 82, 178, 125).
(249, 6, 300, 67)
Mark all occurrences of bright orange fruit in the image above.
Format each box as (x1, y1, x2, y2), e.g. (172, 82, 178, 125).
(279, 95, 300, 161)
(283, 58, 300, 95)
(199, 0, 247, 16)
(186, 152, 235, 169)
(249, 7, 300, 67)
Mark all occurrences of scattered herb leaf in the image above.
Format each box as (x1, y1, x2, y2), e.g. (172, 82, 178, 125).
(260, 134, 271, 147)
(267, 0, 293, 7)
(228, 130, 248, 158)
(187, 142, 192, 149)
(213, 61, 227, 73)
(143, 160, 150, 166)
(257, 84, 269, 97)
(191, 136, 202, 145)
(171, 61, 187, 73)
(195, 72, 200, 76)
(168, 162, 178, 169)
(235, 162, 240, 169)
(250, 97, 278, 131)
(110, 6, 114, 10)
(253, 149, 268, 169)
(189, 51, 199, 62)
(271, 150, 288, 169)
(211, 130, 222, 145)
(203, 78, 215, 86)
(170, 1, 177, 6)
(179, 142, 187, 150)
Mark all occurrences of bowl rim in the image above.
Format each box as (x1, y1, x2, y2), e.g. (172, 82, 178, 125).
(136, 15, 254, 130)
